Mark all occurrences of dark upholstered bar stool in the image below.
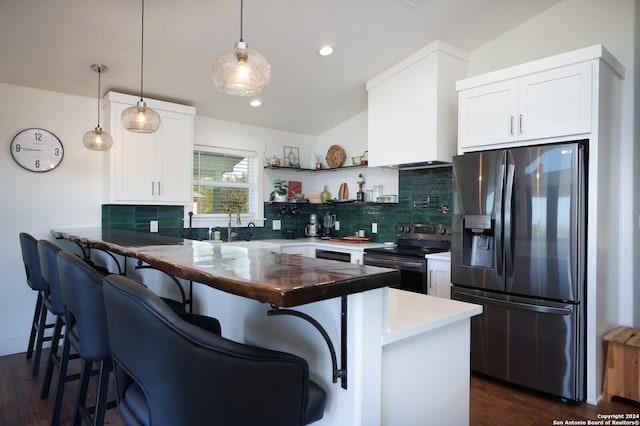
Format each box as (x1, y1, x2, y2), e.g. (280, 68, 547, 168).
(57, 251, 115, 426)
(19, 232, 55, 376)
(103, 274, 326, 426)
(38, 240, 83, 405)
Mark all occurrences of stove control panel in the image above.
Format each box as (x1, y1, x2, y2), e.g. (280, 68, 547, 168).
(396, 223, 451, 241)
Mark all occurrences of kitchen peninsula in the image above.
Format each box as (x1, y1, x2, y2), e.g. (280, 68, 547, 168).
(52, 228, 481, 425)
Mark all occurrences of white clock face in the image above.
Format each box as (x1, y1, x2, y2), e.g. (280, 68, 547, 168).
(10, 128, 64, 172)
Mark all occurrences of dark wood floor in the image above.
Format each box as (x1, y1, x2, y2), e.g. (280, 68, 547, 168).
(0, 350, 638, 425)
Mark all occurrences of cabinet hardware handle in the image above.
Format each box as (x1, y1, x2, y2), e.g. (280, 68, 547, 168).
(151, 182, 155, 196)
(510, 116, 514, 135)
(157, 181, 161, 196)
(519, 114, 523, 134)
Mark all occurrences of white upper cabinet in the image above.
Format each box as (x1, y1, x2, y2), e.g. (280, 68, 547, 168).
(366, 41, 468, 167)
(456, 46, 616, 151)
(518, 63, 592, 141)
(103, 92, 195, 205)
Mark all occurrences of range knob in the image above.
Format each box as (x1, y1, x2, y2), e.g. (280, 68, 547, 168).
(440, 228, 447, 235)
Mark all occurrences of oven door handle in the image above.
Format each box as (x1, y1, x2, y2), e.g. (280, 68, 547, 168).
(363, 255, 425, 272)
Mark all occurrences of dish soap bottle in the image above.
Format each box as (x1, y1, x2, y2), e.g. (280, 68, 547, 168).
(321, 185, 331, 203)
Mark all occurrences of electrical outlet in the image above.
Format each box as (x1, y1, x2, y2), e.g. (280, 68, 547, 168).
(372, 223, 378, 233)
(272, 219, 281, 230)
(150, 220, 158, 233)
(335, 221, 340, 231)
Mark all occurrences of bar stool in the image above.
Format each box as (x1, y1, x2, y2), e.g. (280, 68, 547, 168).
(38, 240, 84, 413)
(57, 251, 115, 426)
(19, 232, 55, 376)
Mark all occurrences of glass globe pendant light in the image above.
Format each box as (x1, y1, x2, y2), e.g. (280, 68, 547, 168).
(212, 0, 270, 96)
(121, 0, 161, 133)
(83, 64, 114, 151)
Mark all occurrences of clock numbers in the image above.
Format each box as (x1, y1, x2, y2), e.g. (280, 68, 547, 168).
(34, 132, 43, 142)
(35, 160, 41, 169)
(15, 143, 21, 153)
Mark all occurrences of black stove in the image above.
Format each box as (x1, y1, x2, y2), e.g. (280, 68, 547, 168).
(365, 224, 451, 258)
(363, 223, 451, 294)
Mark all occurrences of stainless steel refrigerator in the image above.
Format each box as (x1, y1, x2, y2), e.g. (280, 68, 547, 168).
(451, 141, 586, 402)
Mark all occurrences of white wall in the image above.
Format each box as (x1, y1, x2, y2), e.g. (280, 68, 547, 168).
(465, 0, 637, 404)
(315, 110, 399, 201)
(0, 83, 105, 355)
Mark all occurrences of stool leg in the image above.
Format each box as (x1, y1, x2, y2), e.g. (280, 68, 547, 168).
(92, 360, 112, 426)
(41, 316, 63, 399)
(26, 292, 44, 359)
(72, 359, 93, 426)
(31, 294, 49, 376)
(51, 336, 71, 426)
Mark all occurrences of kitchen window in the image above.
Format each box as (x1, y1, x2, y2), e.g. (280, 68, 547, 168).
(192, 146, 262, 224)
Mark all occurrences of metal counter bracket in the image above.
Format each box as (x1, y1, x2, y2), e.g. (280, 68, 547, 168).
(268, 296, 347, 389)
(135, 259, 193, 312)
(64, 239, 124, 275)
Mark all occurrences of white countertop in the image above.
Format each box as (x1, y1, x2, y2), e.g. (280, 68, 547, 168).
(425, 251, 451, 261)
(224, 238, 389, 251)
(382, 288, 482, 346)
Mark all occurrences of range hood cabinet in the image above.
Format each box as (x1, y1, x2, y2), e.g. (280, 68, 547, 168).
(366, 40, 467, 168)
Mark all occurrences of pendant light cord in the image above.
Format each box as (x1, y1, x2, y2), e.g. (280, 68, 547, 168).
(139, 0, 145, 102)
(96, 67, 102, 127)
(239, 0, 244, 42)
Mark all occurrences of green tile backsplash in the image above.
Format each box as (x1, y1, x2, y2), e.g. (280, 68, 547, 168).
(102, 204, 184, 237)
(186, 166, 452, 242)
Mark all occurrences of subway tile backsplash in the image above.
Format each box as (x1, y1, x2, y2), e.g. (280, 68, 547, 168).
(102, 167, 452, 242)
(102, 204, 184, 237)
(234, 166, 452, 242)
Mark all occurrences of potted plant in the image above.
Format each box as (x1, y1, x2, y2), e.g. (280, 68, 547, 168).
(270, 179, 288, 202)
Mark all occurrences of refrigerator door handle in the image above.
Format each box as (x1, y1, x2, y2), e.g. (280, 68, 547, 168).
(504, 162, 515, 276)
(495, 162, 506, 277)
(459, 292, 573, 315)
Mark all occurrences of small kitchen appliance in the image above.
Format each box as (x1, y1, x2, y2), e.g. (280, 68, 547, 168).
(321, 212, 336, 240)
(305, 213, 321, 239)
(363, 224, 451, 293)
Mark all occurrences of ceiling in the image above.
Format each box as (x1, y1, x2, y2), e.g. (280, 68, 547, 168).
(0, 0, 562, 136)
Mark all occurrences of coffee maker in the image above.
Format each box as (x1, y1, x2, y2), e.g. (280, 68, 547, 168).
(321, 212, 336, 240)
(305, 214, 321, 239)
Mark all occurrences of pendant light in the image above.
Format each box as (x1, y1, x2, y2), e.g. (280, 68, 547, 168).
(212, 0, 270, 96)
(83, 64, 114, 151)
(121, 0, 161, 133)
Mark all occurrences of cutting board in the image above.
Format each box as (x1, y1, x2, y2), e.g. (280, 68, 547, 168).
(330, 236, 371, 243)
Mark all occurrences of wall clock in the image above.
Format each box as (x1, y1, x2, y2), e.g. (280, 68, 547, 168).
(10, 128, 64, 172)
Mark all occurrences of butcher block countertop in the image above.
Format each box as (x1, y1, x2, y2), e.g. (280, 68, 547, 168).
(51, 228, 399, 307)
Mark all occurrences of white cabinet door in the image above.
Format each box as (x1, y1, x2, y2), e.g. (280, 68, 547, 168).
(458, 80, 518, 149)
(458, 62, 593, 151)
(427, 259, 451, 299)
(156, 111, 194, 203)
(518, 62, 592, 141)
(110, 102, 158, 202)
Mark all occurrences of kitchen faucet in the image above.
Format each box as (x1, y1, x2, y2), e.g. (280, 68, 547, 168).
(227, 209, 241, 242)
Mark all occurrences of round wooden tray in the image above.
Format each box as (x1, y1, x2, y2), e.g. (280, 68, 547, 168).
(325, 145, 346, 168)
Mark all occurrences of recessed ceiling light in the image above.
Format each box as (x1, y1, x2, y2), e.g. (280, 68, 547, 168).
(318, 45, 334, 56)
(250, 99, 262, 107)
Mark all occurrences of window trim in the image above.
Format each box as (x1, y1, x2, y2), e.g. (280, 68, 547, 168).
(191, 144, 264, 229)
